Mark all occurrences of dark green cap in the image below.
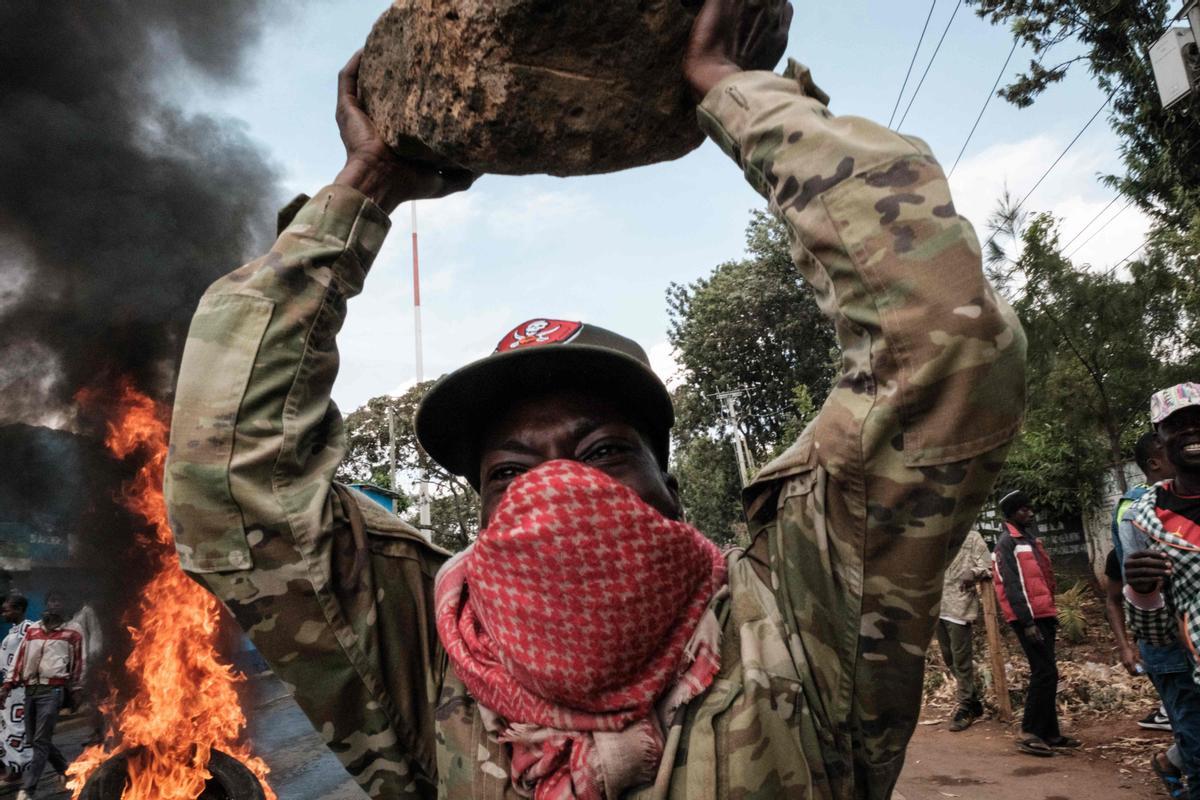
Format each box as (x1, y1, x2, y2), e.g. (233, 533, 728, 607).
(415, 319, 674, 488)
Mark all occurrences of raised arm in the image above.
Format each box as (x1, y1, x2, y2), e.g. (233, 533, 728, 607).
(164, 54, 471, 799)
(686, 1, 1026, 794)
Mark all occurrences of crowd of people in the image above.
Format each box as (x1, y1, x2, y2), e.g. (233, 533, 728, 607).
(0, 590, 102, 800)
(933, 490, 1077, 756)
(930, 382, 1200, 799)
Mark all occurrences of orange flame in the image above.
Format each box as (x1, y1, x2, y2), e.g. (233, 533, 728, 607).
(68, 379, 275, 800)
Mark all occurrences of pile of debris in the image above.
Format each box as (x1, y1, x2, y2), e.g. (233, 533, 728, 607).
(924, 646, 1159, 719)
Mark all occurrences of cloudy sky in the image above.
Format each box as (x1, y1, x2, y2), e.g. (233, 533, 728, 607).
(184, 0, 1156, 412)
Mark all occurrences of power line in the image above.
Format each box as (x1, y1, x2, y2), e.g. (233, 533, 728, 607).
(1008, 223, 1146, 307)
(1059, 193, 1121, 252)
(987, 9, 1196, 307)
(982, 94, 1111, 251)
(897, 0, 964, 130)
(1014, 98, 1110, 214)
(976, 8, 1186, 256)
(1112, 235, 1150, 270)
(949, 38, 1019, 177)
(1064, 199, 1134, 259)
(889, 0, 939, 129)
(1060, 118, 1200, 260)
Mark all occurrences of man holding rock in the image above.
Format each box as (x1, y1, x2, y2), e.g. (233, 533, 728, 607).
(165, 0, 1026, 797)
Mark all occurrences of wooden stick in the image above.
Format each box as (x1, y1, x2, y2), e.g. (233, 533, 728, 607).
(978, 579, 1013, 721)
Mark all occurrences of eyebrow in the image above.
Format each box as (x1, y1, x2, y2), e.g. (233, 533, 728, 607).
(487, 418, 620, 458)
(489, 439, 542, 457)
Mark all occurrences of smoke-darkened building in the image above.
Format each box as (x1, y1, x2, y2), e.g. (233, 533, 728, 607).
(0, 424, 116, 625)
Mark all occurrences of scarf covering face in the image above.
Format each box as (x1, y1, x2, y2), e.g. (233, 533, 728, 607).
(435, 459, 727, 799)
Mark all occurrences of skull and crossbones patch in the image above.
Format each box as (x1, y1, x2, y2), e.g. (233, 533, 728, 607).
(495, 319, 583, 351)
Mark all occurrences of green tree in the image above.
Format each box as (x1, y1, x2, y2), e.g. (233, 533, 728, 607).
(337, 382, 480, 552)
(986, 206, 1197, 517)
(967, 0, 1200, 230)
(671, 433, 745, 547)
(666, 210, 836, 460)
(666, 210, 835, 541)
(963, 1, 1200, 514)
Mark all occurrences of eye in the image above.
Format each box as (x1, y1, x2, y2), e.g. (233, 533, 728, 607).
(582, 440, 630, 463)
(487, 463, 527, 484)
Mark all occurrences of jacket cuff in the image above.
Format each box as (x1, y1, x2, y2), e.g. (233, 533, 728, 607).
(284, 184, 392, 274)
(696, 61, 829, 163)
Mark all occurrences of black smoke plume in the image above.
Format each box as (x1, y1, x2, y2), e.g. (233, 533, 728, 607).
(0, 0, 288, 693)
(0, 1, 283, 421)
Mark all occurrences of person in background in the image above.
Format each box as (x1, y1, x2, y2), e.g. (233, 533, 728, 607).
(1104, 548, 1142, 677)
(0, 595, 33, 786)
(1118, 432, 1180, 733)
(1112, 430, 1192, 798)
(1123, 387, 1200, 798)
(937, 529, 991, 731)
(992, 490, 1079, 756)
(0, 589, 83, 800)
(70, 598, 106, 745)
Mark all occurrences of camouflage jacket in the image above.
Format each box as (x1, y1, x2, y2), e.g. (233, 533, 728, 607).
(165, 63, 1025, 800)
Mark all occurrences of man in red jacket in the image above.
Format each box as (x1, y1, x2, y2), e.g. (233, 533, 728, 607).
(993, 491, 1078, 756)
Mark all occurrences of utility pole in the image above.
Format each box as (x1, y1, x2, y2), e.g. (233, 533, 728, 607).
(387, 404, 397, 492)
(710, 388, 756, 487)
(411, 201, 432, 532)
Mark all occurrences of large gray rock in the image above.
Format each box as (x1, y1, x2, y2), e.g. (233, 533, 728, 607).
(358, 0, 705, 177)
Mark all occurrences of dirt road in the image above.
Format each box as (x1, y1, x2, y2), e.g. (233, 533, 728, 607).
(896, 716, 1172, 800)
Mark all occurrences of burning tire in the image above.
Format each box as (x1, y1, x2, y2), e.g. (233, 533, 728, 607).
(79, 748, 265, 800)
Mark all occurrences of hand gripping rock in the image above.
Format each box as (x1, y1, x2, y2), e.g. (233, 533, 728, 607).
(358, 0, 707, 176)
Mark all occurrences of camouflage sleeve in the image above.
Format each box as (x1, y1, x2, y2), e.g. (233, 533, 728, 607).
(703, 65, 1026, 797)
(164, 185, 439, 799)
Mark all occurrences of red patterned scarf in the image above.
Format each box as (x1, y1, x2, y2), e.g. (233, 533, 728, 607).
(435, 460, 727, 799)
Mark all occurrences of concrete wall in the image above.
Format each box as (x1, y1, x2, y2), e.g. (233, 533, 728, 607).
(1081, 460, 1143, 580)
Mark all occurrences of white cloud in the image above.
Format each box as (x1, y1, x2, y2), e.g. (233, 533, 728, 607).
(385, 185, 598, 245)
(647, 340, 683, 390)
(482, 187, 598, 242)
(404, 192, 482, 238)
(387, 377, 418, 398)
(948, 133, 1150, 274)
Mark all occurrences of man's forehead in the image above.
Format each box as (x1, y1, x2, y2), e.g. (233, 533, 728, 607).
(481, 391, 637, 448)
(1163, 406, 1200, 427)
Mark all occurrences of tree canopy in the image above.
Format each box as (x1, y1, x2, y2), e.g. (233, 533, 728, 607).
(666, 210, 834, 543)
(337, 382, 480, 552)
(967, 0, 1200, 230)
(964, 1, 1200, 514)
(985, 203, 1198, 517)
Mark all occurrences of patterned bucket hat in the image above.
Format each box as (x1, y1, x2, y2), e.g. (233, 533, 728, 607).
(1151, 382, 1200, 425)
